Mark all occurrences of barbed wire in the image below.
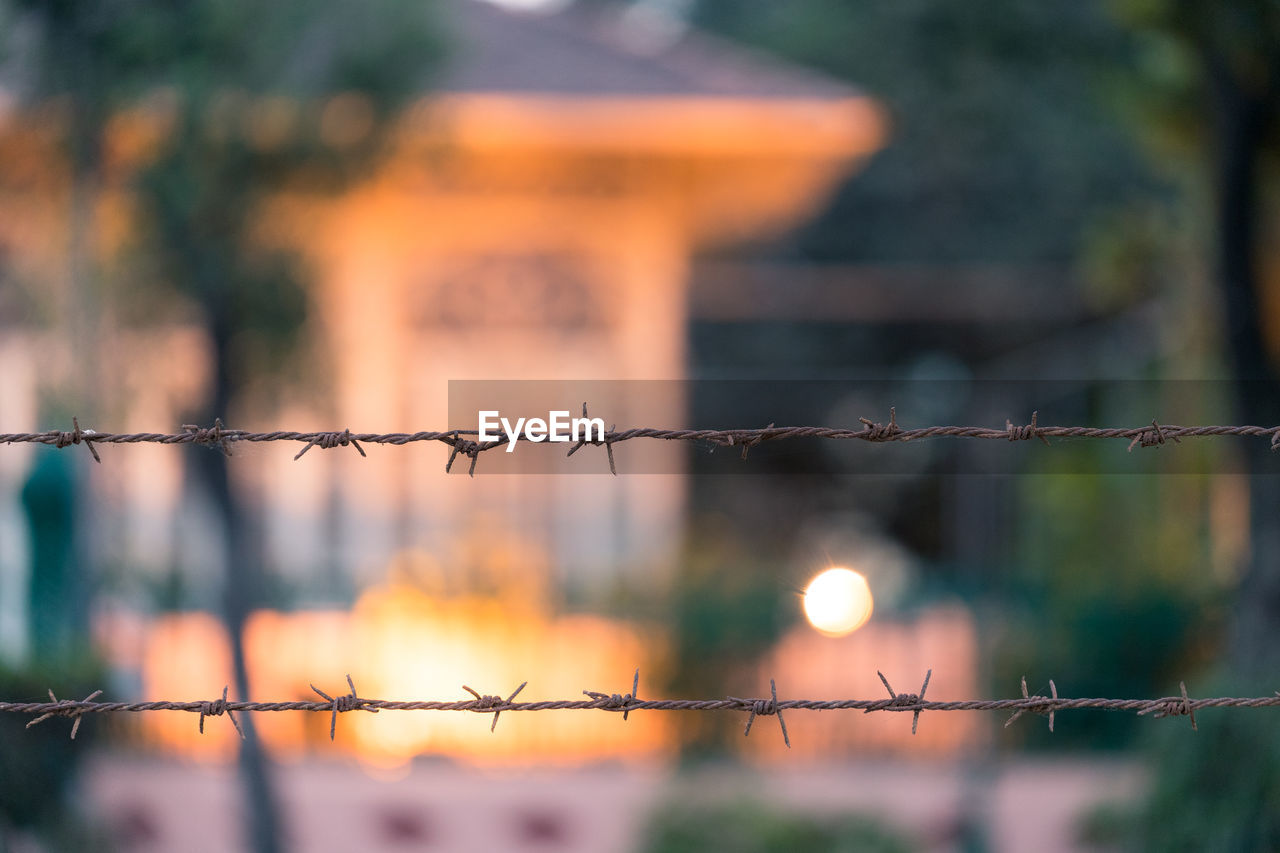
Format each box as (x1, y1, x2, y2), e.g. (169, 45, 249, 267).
(2, 408, 1277, 475)
(3, 670, 1273, 744)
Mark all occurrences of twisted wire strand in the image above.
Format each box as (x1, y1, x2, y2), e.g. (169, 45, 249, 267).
(3, 409, 1277, 475)
(1, 671, 1264, 742)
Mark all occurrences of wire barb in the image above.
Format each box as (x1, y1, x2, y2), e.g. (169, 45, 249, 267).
(729, 678, 790, 748)
(294, 428, 366, 461)
(198, 685, 244, 738)
(565, 403, 617, 474)
(1005, 676, 1058, 732)
(733, 423, 775, 461)
(584, 668, 640, 720)
(25, 689, 103, 739)
(463, 682, 526, 732)
(1007, 411, 1051, 446)
(310, 674, 378, 740)
(1139, 681, 1198, 731)
(869, 670, 931, 735)
(859, 407, 901, 442)
(51, 417, 101, 462)
(445, 431, 484, 476)
(1128, 418, 1181, 452)
(183, 419, 233, 456)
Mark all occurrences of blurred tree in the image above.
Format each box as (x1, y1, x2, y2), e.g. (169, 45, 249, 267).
(1107, 0, 1280, 678)
(1105, 1, 1280, 847)
(5, 1, 441, 850)
(690, 0, 1162, 264)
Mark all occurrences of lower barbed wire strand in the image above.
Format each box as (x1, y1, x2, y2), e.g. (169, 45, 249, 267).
(6, 691, 1280, 727)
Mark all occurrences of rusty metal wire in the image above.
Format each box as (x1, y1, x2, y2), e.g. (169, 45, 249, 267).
(2, 409, 1277, 475)
(1, 670, 1266, 743)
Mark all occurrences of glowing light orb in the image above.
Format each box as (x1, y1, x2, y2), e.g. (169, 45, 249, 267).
(803, 568, 874, 636)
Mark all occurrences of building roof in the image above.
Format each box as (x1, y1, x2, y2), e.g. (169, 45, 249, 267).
(438, 0, 860, 100)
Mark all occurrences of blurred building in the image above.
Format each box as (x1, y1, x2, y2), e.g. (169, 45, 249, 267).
(0, 0, 884, 616)
(266, 0, 884, 596)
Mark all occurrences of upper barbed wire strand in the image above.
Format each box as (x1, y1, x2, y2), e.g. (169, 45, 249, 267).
(2, 411, 1277, 475)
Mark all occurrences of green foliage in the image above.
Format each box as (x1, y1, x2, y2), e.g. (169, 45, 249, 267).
(665, 515, 796, 757)
(1135, 698, 1280, 853)
(691, 0, 1163, 263)
(7, 0, 443, 403)
(995, 469, 1226, 748)
(1078, 672, 1280, 852)
(124, 1, 438, 405)
(1112, 0, 1280, 81)
(640, 798, 915, 853)
(13, 0, 440, 107)
(0, 658, 105, 832)
(1103, 0, 1280, 198)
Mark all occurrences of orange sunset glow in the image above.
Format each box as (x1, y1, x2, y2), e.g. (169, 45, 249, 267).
(135, 577, 671, 767)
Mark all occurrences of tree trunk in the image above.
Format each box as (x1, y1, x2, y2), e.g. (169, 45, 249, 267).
(61, 14, 106, 659)
(191, 310, 283, 853)
(1207, 61, 1280, 680)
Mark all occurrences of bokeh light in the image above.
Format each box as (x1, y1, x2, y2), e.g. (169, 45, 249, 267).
(803, 567, 874, 637)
